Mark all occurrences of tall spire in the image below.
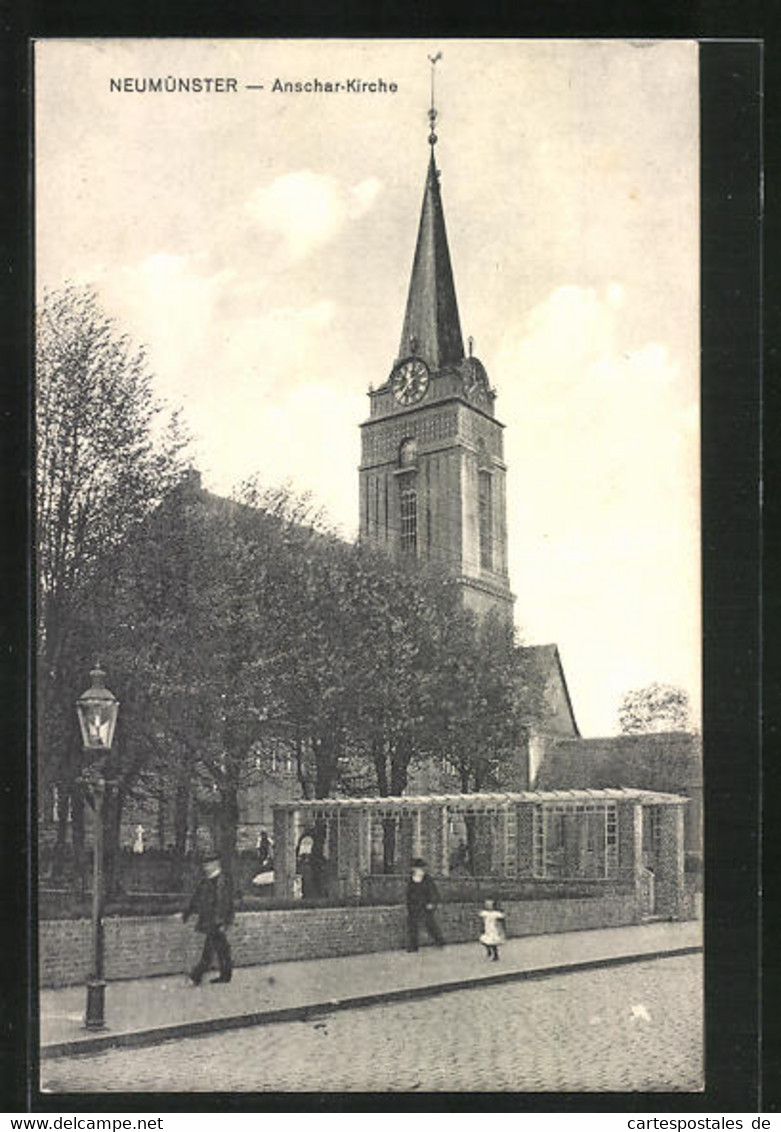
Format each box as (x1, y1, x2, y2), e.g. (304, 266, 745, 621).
(398, 54, 464, 371)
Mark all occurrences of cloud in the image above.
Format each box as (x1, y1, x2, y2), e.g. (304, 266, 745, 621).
(100, 247, 337, 391)
(496, 284, 693, 504)
(218, 300, 337, 403)
(202, 382, 365, 538)
(606, 281, 625, 308)
(245, 171, 383, 260)
(99, 253, 234, 395)
(93, 253, 346, 516)
(494, 283, 700, 733)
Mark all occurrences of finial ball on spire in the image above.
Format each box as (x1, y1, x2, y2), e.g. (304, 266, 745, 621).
(427, 51, 442, 147)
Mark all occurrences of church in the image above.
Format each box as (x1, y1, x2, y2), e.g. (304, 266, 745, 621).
(66, 73, 699, 870)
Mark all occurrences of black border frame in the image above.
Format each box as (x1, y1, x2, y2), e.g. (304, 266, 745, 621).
(1, 5, 766, 1115)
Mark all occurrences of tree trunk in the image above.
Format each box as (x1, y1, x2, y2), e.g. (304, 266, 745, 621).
(464, 814, 477, 875)
(215, 787, 239, 901)
(390, 736, 410, 795)
(372, 734, 413, 873)
(172, 777, 190, 888)
(173, 779, 189, 854)
(294, 729, 311, 800)
(157, 792, 166, 850)
(313, 732, 340, 800)
(372, 735, 389, 795)
(373, 735, 395, 871)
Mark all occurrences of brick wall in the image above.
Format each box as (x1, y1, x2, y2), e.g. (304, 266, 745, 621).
(40, 893, 639, 988)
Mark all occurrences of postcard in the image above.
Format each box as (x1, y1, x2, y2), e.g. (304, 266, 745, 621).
(35, 38, 704, 1095)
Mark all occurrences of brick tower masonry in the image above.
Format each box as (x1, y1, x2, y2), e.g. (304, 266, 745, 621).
(359, 138, 515, 623)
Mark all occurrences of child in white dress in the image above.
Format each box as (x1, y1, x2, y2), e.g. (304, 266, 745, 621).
(478, 897, 506, 961)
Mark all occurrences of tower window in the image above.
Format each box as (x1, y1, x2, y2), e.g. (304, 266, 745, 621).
(479, 470, 493, 569)
(400, 488, 417, 554)
(399, 437, 418, 467)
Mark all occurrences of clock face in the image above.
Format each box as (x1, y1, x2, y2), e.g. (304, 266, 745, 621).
(391, 358, 429, 405)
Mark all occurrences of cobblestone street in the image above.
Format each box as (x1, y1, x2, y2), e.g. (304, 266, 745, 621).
(43, 953, 702, 1093)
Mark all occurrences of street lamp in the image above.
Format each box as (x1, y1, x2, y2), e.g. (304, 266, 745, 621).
(75, 662, 119, 1031)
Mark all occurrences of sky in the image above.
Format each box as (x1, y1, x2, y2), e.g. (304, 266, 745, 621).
(35, 38, 700, 736)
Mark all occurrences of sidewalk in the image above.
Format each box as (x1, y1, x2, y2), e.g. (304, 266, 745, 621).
(41, 919, 702, 1058)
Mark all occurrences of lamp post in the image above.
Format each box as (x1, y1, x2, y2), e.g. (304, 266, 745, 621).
(75, 663, 119, 1031)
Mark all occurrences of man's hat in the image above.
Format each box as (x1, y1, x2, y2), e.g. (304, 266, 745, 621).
(411, 857, 426, 868)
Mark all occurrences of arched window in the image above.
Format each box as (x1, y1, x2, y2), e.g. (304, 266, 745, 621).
(399, 437, 418, 467)
(400, 487, 417, 553)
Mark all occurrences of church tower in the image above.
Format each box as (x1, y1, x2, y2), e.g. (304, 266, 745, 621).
(359, 69, 515, 622)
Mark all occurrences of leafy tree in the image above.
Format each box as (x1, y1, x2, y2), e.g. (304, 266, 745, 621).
(418, 609, 543, 872)
(430, 612, 529, 790)
(618, 682, 693, 734)
(343, 549, 442, 792)
(234, 478, 362, 812)
(88, 473, 348, 895)
(36, 284, 188, 878)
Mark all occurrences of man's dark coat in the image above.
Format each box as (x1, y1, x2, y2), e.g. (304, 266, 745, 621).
(406, 874, 440, 911)
(184, 873, 234, 933)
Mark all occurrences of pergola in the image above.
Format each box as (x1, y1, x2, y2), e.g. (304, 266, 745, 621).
(273, 787, 688, 918)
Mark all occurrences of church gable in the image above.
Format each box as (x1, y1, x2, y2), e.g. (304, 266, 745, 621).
(518, 644, 580, 738)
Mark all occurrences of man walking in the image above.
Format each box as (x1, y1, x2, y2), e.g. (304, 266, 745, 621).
(183, 856, 234, 985)
(406, 857, 445, 952)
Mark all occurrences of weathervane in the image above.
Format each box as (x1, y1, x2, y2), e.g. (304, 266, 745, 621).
(427, 51, 442, 146)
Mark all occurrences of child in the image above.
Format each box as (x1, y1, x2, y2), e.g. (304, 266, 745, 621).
(478, 897, 506, 962)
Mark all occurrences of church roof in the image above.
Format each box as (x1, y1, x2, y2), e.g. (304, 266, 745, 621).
(536, 731, 702, 792)
(518, 643, 581, 738)
(398, 149, 465, 371)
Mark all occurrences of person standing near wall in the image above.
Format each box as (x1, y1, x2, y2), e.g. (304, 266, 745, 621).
(183, 856, 234, 985)
(406, 858, 445, 952)
(478, 897, 506, 962)
(257, 828, 272, 870)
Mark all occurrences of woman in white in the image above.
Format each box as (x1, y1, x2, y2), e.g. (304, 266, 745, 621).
(478, 897, 506, 962)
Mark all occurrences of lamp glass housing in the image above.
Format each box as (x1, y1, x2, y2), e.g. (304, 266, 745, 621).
(76, 667, 119, 750)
